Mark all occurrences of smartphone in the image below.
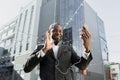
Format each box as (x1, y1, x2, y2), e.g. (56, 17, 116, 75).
(83, 23, 89, 31)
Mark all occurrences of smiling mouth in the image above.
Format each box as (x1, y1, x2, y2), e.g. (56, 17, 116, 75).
(54, 36, 61, 41)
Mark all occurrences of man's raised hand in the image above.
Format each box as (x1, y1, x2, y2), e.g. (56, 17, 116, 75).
(42, 31, 54, 53)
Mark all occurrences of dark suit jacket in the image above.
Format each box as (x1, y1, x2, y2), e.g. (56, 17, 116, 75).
(23, 45, 92, 80)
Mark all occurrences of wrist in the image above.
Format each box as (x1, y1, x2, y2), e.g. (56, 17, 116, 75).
(42, 48, 48, 53)
(85, 49, 90, 53)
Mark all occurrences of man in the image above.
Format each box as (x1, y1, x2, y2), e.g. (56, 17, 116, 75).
(23, 23, 92, 80)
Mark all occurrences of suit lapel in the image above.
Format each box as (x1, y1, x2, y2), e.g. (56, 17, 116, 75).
(48, 48, 56, 60)
(57, 45, 63, 59)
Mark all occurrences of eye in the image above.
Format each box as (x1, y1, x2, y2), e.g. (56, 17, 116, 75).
(59, 30, 62, 33)
(53, 30, 57, 33)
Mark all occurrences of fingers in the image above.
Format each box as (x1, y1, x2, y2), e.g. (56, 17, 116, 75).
(45, 31, 50, 40)
(83, 26, 90, 38)
(44, 31, 53, 51)
(45, 31, 54, 44)
(80, 26, 91, 40)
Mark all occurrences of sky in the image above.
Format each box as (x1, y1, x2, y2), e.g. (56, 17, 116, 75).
(0, 0, 120, 63)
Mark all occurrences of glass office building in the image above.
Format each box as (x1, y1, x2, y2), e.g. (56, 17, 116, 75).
(38, 0, 109, 80)
(97, 16, 110, 80)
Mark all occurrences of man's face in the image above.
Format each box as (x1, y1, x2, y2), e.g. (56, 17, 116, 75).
(52, 25, 63, 45)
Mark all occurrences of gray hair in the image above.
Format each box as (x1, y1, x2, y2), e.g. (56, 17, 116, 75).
(48, 23, 61, 33)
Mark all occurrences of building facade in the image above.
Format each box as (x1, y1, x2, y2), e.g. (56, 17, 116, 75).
(0, 17, 18, 80)
(110, 63, 120, 80)
(12, 0, 42, 80)
(97, 16, 110, 80)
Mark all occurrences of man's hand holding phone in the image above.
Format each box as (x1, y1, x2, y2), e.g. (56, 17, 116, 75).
(42, 31, 54, 53)
(80, 24, 91, 53)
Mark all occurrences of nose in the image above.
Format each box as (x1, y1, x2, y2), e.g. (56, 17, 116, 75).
(54, 31, 59, 35)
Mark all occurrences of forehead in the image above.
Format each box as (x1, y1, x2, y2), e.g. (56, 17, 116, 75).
(53, 25, 62, 30)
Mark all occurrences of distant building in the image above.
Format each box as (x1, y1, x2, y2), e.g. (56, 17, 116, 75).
(110, 63, 120, 80)
(12, 0, 42, 80)
(0, 17, 18, 80)
(82, 2, 110, 80)
(97, 15, 110, 80)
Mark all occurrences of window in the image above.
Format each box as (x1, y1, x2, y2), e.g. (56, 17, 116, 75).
(0, 42, 5, 47)
(2, 33, 7, 40)
(19, 45, 22, 52)
(63, 27, 72, 45)
(26, 43, 29, 50)
(8, 29, 13, 35)
(21, 10, 28, 40)
(10, 22, 16, 27)
(14, 49, 16, 54)
(9, 48, 11, 52)
(28, 5, 34, 35)
(26, 6, 34, 50)
(18, 13, 23, 29)
(12, 56, 15, 61)
(5, 39, 11, 47)
(111, 68, 115, 71)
